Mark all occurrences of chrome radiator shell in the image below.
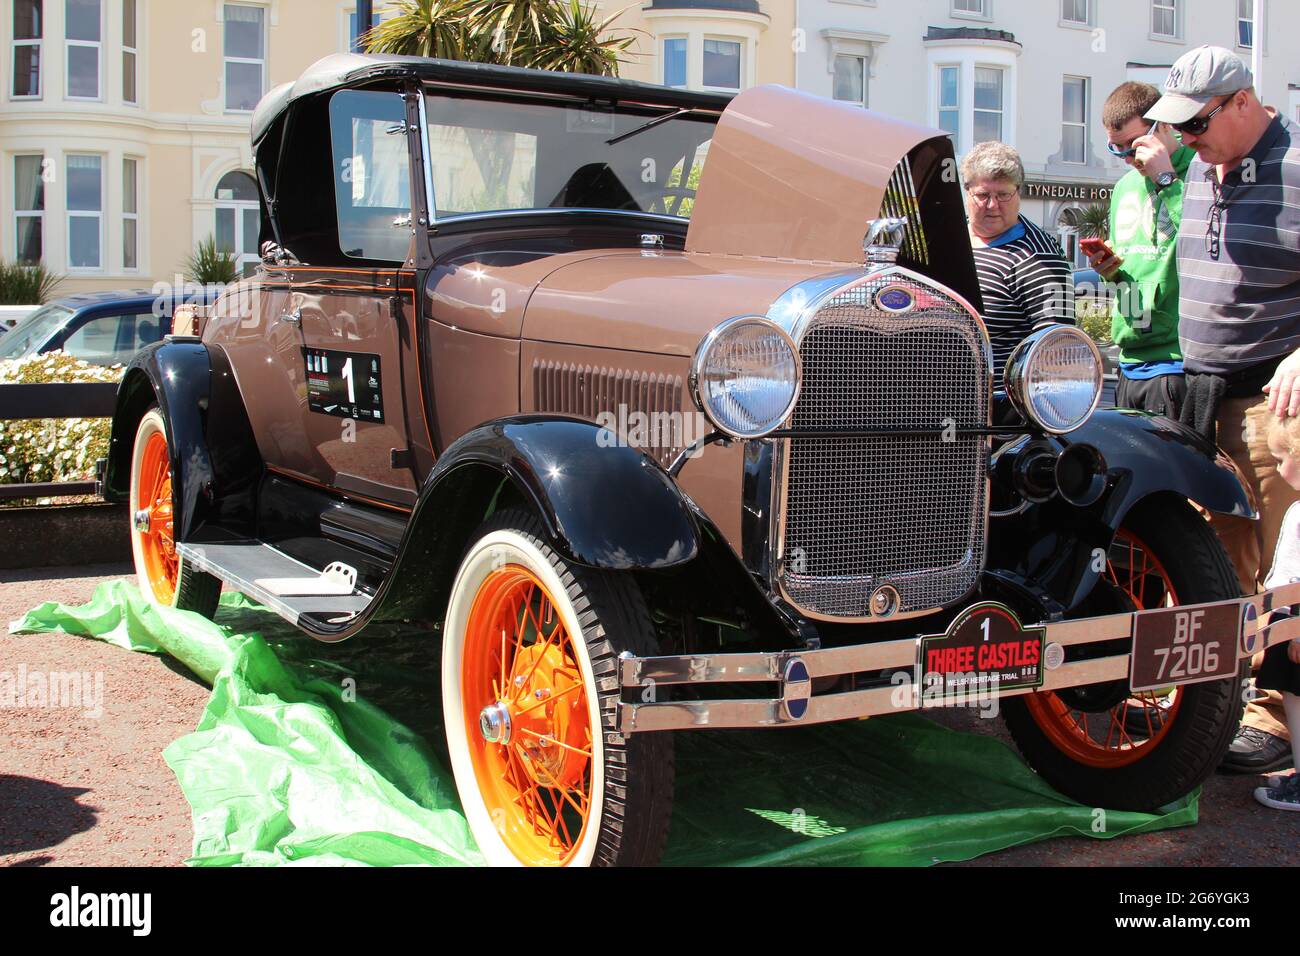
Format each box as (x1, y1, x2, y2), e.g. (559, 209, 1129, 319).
(765, 266, 993, 623)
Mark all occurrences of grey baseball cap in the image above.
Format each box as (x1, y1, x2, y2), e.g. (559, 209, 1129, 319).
(1145, 45, 1254, 124)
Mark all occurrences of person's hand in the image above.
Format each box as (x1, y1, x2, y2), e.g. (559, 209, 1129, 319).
(1133, 134, 1175, 182)
(1263, 348, 1300, 417)
(1088, 248, 1123, 281)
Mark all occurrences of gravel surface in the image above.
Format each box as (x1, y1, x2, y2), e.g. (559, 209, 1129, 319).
(0, 564, 1293, 867)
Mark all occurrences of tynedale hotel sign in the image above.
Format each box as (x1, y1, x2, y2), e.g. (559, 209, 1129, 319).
(1023, 179, 1116, 203)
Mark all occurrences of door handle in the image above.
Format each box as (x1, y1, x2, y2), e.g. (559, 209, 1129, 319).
(279, 309, 301, 325)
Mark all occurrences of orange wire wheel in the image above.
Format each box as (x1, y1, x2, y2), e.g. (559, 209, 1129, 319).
(128, 409, 221, 617)
(461, 564, 593, 866)
(134, 425, 179, 604)
(1023, 528, 1182, 768)
(443, 510, 675, 867)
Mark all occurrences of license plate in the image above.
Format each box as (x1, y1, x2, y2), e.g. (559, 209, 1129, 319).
(304, 347, 384, 423)
(1129, 603, 1239, 692)
(918, 602, 1045, 702)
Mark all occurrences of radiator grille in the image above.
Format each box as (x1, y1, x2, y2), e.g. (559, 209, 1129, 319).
(532, 359, 685, 468)
(778, 274, 989, 619)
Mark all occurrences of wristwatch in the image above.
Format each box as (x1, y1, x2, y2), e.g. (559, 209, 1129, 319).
(1154, 170, 1176, 192)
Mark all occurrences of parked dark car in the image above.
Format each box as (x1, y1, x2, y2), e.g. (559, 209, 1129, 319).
(0, 287, 222, 367)
(100, 54, 1300, 867)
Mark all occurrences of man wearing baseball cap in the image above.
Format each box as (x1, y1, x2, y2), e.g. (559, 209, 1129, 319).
(1151, 46, 1300, 774)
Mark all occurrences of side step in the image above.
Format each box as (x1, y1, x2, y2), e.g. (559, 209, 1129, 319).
(178, 541, 372, 627)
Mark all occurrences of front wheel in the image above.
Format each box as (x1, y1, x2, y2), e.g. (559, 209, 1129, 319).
(1002, 497, 1247, 811)
(441, 508, 674, 866)
(128, 408, 221, 618)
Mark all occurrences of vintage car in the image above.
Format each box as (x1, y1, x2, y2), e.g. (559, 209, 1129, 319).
(103, 53, 1300, 867)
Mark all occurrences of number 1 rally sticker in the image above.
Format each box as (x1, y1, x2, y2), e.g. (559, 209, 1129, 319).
(304, 347, 383, 423)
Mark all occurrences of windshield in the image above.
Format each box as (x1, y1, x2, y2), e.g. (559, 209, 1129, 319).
(423, 90, 716, 222)
(0, 305, 73, 360)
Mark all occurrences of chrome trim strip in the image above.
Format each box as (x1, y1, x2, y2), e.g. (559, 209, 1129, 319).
(415, 92, 437, 227)
(431, 208, 688, 227)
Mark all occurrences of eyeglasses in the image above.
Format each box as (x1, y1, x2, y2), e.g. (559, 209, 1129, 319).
(968, 188, 1018, 206)
(1205, 177, 1235, 260)
(1106, 121, 1158, 158)
(1173, 97, 1231, 136)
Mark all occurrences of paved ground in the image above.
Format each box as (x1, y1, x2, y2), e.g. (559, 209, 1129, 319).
(0, 563, 1293, 867)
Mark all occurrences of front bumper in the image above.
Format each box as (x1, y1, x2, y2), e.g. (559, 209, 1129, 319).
(617, 582, 1300, 733)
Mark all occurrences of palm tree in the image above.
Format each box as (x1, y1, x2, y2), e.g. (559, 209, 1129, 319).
(1076, 203, 1110, 239)
(361, 0, 638, 77)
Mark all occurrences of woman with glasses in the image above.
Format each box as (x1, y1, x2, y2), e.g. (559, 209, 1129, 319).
(962, 142, 1074, 389)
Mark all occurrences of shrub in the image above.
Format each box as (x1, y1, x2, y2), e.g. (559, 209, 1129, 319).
(185, 235, 238, 285)
(0, 352, 123, 507)
(0, 260, 63, 305)
(1077, 296, 1113, 345)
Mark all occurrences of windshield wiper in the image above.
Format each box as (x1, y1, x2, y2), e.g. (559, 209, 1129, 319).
(606, 108, 703, 146)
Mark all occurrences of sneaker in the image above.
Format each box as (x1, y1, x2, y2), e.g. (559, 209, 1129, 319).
(1261, 770, 1296, 790)
(1254, 772, 1300, 811)
(1219, 726, 1294, 774)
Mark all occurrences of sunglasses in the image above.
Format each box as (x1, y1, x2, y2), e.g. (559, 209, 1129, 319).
(1107, 121, 1157, 158)
(1172, 97, 1231, 136)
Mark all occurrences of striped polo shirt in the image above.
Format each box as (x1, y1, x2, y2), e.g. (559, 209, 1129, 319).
(1177, 114, 1300, 375)
(971, 215, 1076, 385)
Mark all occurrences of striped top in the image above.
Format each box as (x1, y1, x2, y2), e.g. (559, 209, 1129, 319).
(1177, 114, 1300, 375)
(971, 215, 1075, 385)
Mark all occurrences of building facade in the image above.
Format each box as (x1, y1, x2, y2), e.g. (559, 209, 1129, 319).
(3, 1, 1293, 290)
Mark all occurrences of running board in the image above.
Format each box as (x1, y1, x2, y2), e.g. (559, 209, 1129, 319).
(178, 542, 372, 626)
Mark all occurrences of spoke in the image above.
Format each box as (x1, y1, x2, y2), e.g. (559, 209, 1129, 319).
(518, 726, 592, 760)
(514, 679, 583, 718)
(500, 625, 508, 697)
(512, 614, 566, 702)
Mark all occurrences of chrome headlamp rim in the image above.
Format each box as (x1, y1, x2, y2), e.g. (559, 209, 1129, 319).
(690, 314, 803, 441)
(1004, 324, 1104, 435)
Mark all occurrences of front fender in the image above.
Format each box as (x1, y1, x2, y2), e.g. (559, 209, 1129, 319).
(422, 416, 700, 570)
(993, 409, 1254, 611)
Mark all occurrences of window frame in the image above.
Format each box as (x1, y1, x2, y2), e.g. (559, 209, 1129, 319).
(213, 169, 262, 274)
(700, 35, 744, 93)
(13, 153, 45, 266)
(344, 5, 383, 53)
(661, 34, 689, 88)
(832, 53, 869, 108)
(11, 0, 43, 100)
(122, 0, 138, 105)
(123, 157, 139, 272)
(937, 63, 961, 141)
(223, 2, 267, 115)
(1237, 0, 1254, 50)
(951, 0, 992, 21)
(1062, 75, 1090, 165)
(972, 64, 1005, 146)
(64, 0, 103, 102)
(65, 152, 104, 273)
(1150, 0, 1181, 40)
(1060, 0, 1093, 27)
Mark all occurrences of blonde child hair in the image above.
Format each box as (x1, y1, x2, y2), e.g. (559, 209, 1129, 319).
(1265, 409, 1300, 456)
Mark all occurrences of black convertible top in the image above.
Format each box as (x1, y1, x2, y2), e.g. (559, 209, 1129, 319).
(251, 53, 735, 146)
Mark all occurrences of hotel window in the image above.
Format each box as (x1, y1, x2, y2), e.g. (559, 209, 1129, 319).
(123, 0, 137, 103)
(65, 0, 101, 100)
(973, 66, 1004, 144)
(14, 155, 45, 265)
(348, 8, 382, 51)
(938, 65, 960, 139)
(1238, 0, 1253, 49)
(12, 0, 42, 98)
(1061, 0, 1090, 24)
(1063, 76, 1089, 163)
(1151, 0, 1179, 38)
(215, 170, 261, 275)
(952, 0, 990, 18)
(67, 154, 103, 270)
(224, 4, 265, 112)
(702, 38, 741, 91)
(833, 54, 868, 108)
(123, 158, 139, 271)
(663, 37, 688, 88)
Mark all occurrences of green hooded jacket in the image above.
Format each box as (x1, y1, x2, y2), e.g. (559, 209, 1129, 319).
(1105, 145, 1195, 364)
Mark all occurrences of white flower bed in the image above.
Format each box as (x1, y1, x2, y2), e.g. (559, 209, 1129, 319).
(0, 352, 123, 505)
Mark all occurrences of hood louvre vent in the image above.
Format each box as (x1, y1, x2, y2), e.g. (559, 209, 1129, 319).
(880, 156, 930, 267)
(532, 359, 685, 468)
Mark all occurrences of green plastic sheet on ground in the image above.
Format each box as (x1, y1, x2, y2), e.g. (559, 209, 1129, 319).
(10, 579, 1197, 866)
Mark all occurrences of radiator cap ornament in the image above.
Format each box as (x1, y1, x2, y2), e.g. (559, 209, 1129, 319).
(864, 216, 908, 265)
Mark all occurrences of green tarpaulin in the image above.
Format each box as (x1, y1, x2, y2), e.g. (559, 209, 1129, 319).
(10, 580, 1196, 866)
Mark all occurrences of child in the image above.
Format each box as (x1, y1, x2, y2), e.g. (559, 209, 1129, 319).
(1254, 410, 1300, 810)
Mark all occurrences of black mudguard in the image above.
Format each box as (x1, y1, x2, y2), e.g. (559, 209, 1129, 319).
(104, 340, 260, 541)
(992, 408, 1255, 612)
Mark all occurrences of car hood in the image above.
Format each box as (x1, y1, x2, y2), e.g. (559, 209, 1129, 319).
(685, 84, 945, 264)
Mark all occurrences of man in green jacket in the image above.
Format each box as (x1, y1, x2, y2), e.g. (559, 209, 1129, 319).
(1087, 81, 1195, 417)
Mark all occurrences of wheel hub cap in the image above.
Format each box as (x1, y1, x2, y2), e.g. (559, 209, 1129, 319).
(133, 508, 151, 533)
(479, 701, 512, 744)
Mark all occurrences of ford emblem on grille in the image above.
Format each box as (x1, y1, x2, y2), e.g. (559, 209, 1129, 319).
(875, 286, 915, 313)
